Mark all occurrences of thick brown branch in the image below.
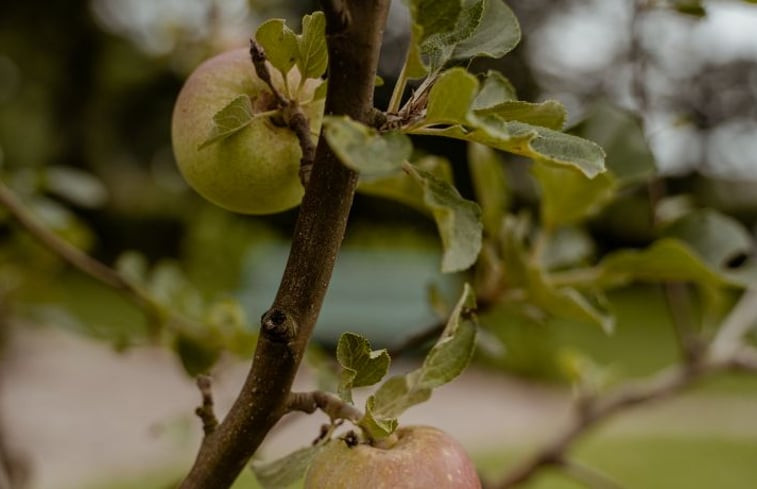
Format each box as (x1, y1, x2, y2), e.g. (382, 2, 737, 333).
(287, 390, 363, 423)
(178, 2, 391, 488)
(321, 0, 351, 34)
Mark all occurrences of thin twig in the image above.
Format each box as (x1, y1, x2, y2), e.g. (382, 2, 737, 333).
(284, 103, 317, 187)
(249, 40, 286, 106)
(194, 375, 218, 438)
(286, 390, 363, 423)
(248, 41, 317, 187)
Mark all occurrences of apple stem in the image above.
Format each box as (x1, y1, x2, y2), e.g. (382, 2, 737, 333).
(370, 432, 399, 450)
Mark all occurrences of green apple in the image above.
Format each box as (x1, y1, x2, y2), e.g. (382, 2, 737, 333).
(305, 426, 482, 489)
(171, 48, 324, 214)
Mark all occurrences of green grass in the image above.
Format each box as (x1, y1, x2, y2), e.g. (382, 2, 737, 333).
(479, 436, 757, 489)
(83, 436, 757, 489)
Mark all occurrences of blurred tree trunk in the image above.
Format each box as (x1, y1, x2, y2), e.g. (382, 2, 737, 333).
(0, 301, 29, 489)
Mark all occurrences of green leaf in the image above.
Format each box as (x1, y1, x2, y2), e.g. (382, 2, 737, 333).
(541, 226, 595, 271)
(174, 333, 220, 377)
(368, 375, 431, 421)
(499, 214, 531, 287)
(471, 71, 517, 110)
(497, 217, 613, 331)
(527, 267, 615, 333)
(407, 0, 463, 43)
(571, 102, 656, 184)
(414, 117, 606, 179)
(404, 0, 519, 74)
(593, 210, 757, 289)
(251, 444, 324, 489)
(506, 121, 606, 178)
(416, 283, 478, 388)
(422, 0, 485, 70)
(406, 165, 483, 272)
(336, 332, 391, 403)
(597, 239, 731, 288)
(405, 23, 429, 79)
(198, 95, 255, 149)
(206, 299, 256, 358)
(361, 284, 477, 438)
(475, 100, 567, 130)
(361, 395, 402, 440)
(663, 209, 753, 271)
(357, 155, 453, 214)
(674, 0, 707, 17)
(532, 161, 616, 229)
(451, 0, 521, 61)
(323, 116, 412, 177)
(468, 142, 510, 235)
(255, 19, 298, 76)
(115, 251, 149, 286)
(297, 11, 328, 80)
(425, 68, 480, 126)
(313, 80, 328, 100)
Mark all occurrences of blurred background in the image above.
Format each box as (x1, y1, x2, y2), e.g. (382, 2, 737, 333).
(1, 0, 757, 488)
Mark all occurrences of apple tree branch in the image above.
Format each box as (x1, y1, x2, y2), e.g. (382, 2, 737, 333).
(177, 2, 391, 488)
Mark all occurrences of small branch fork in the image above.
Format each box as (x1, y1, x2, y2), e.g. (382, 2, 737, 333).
(491, 288, 757, 489)
(249, 40, 317, 187)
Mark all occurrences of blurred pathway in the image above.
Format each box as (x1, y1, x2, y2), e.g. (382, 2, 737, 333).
(1, 327, 757, 489)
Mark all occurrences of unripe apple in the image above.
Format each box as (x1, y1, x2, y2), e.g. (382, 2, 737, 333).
(171, 48, 324, 214)
(305, 426, 482, 489)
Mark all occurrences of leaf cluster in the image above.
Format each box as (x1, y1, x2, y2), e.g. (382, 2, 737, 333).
(251, 284, 478, 488)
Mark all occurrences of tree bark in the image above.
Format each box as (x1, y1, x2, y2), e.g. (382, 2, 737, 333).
(178, 1, 390, 488)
